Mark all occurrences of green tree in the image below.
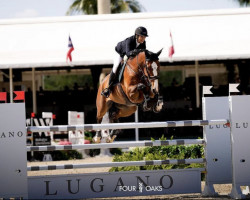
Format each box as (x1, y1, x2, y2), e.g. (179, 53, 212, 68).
(235, 0, 250, 6)
(66, 0, 144, 15)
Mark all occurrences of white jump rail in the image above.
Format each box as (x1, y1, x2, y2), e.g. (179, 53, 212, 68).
(27, 139, 205, 151)
(27, 119, 229, 132)
(28, 158, 206, 171)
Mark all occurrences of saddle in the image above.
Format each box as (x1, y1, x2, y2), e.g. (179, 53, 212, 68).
(117, 60, 127, 83)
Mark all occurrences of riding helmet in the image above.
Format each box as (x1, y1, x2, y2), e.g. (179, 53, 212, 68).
(135, 26, 148, 37)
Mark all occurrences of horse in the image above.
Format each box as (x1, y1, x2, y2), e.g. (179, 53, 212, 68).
(93, 49, 164, 143)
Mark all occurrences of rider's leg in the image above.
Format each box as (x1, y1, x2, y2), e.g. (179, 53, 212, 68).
(101, 54, 122, 98)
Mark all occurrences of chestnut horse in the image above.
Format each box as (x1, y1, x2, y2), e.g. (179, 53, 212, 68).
(94, 49, 163, 143)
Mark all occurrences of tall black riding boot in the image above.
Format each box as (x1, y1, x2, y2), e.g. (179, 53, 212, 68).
(101, 71, 116, 98)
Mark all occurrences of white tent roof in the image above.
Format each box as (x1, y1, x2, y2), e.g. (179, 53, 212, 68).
(1, 8, 250, 69)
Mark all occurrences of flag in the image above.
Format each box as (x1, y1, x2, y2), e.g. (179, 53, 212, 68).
(66, 36, 74, 62)
(229, 83, 240, 93)
(31, 112, 35, 118)
(14, 91, 25, 101)
(169, 31, 175, 59)
(203, 86, 213, 95)
(0, 92, 7, 102)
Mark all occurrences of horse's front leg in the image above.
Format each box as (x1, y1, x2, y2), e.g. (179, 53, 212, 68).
(94, 89, 112, 143)
(136, 83, 151, 110)
(136, 84, 152, 111)
(139, 83, 163, 112)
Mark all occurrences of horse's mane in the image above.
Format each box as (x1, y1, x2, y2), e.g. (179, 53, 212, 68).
(130, 49, 162, 62)
(132, 49, 161, 61)
(145, 50, 160, 61)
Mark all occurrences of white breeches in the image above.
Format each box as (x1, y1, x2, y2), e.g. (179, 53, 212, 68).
(112, 53, 123, 74)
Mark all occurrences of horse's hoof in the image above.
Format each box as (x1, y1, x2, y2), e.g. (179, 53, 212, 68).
(143, 103, 151, 111)
(153, 107, 160, 113)
(92, 136, 101, 143)
(105, 137, 112, 143)
(153, 100, 164, 113)
(110, 135, 117, 143)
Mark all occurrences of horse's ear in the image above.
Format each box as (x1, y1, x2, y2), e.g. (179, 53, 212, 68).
(156, 48, 163, 57)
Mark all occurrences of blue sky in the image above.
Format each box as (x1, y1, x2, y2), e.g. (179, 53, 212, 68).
(0, 0, 242, 19)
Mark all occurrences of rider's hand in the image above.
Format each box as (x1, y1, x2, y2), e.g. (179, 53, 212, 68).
(128, 50, 135, 57)
(128, 49, 141, 57)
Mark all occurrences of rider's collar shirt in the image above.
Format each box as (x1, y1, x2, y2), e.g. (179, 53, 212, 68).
(136, 40, 140, 48)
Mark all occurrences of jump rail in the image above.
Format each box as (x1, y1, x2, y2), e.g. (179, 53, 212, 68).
(27, 139, 205, 152)
(28, 158, 206, 171)
(27, 119, 229, 132)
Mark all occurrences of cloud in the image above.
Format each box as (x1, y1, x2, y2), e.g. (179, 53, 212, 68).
(14, 9, 39, 18)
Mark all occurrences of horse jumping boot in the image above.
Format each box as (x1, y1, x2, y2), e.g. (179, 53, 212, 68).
(153, 96, 164, 113)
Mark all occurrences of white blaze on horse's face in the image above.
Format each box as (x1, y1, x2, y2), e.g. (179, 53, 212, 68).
(151, 62, 159, 93)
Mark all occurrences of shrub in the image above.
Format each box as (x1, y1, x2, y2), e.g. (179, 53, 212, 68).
(109, 135, 204, 172)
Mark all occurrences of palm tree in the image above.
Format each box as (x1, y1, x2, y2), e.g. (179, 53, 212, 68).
(66, 0, 144, 15)
(235, 0, 250, 6)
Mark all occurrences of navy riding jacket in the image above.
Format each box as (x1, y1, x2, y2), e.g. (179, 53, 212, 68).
(115, 35, 146, 57)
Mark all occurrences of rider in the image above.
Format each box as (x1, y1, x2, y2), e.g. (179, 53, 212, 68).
(101, 26, 148, 98)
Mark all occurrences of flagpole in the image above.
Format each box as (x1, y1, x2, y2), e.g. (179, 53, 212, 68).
(9, 68, 13, 103)
(135, 108, 139, 141)
(195, 60, 200, 108)
(32, 67, 37, 114)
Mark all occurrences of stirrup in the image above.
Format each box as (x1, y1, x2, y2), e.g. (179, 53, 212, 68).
(101, 88, 110, 98)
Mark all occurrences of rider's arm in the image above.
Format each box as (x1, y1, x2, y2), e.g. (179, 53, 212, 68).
(125, 38, 135, 57)
(126, 40, 146, 57)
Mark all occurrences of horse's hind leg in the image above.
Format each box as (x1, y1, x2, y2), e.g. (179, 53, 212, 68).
(99, 112, 112, 143)
(94, 87, 112, 143)
(107, 105, 121, 143)
(93, 111, 105, 143)
(109, 117, 121, 143)
(93, 129, 102, 143)
(93, 116, 103, 143)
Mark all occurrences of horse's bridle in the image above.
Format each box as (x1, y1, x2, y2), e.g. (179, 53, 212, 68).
(137, 54, 159, 91)
(126, 53, 160, 95)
